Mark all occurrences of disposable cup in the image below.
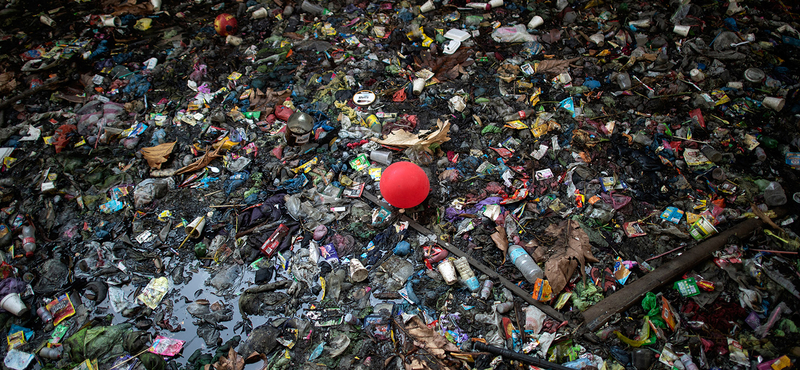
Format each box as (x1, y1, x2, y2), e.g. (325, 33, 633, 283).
(488, 0, 503, 8)
(349, 259, 369, 282)
(412, 78, 426, 94)
(252, 8, 268, 19)
(762, 97, 785, 111)
(370, 150, 392, 165)
(673, 25, 691, 36)
(438, 259, 458, 285)
(527, 16, 544, 29)
(690, 218, 718, 241)
(419, 0, 435, 13)
(185, 214, 208, 238)
(100, 15, 121, 27)
(0, 293, 27, 316)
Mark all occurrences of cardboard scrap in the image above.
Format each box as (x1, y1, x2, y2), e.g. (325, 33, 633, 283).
(530, 219, 599, 295)
(373, 119, 451, 153)
(140, 142, 175, 169)
(404, 316, 460, 358)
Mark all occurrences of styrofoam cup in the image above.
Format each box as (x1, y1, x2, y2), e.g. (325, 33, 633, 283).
(185, 214, 208, 238)
(412, 78, 426, 94)
(420, 0, 435, 13)
(527, 16, 544, 29)
(438, 259, 458, 285)
(1, 293, 27, 316)
(349, 259, 369, 282)
(252, 8, 268, 19)
(762, 97, 785, 111)
(100, 15, 121, 27)
(673, 25, 691, 36)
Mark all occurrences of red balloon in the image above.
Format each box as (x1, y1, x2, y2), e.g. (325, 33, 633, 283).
(380, 161, 430, 208)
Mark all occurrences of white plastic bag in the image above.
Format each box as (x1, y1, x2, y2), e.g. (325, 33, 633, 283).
(491, 24, 537, 43)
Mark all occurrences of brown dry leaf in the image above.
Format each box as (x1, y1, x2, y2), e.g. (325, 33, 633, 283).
(176, 144, 223, 175)
(413, 49, 472, 82)
(205, 347, 244, 370)
(0, 72, 18, 93)
(535, 58, 580, 75)
(140, 141, 176, 169)
(373, 119, 451, 153)
(535, 219, 598, 295)
(490, 225, 508, 263)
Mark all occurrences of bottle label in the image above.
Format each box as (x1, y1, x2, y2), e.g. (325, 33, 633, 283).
(509, 247, 526, 264)
(23, 237, 35, 245)
(518, 110, 527, 119)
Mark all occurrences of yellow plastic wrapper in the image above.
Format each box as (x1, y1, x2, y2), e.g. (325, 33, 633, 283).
(134, 18, 152, 31)
(137, 277, 170, 309)
(614, 316, 656, 347)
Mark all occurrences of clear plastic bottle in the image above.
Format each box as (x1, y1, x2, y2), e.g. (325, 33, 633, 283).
(21, 225, 36, 257)
(616, 72, 632, 90)
(453, 257, 480, 291)
(680, 353, 699, 370)
(299, 0, 331, 16)
(508, 245, 543, 283)
(480, 280, 494, 299)
(764, 181, 787, 206)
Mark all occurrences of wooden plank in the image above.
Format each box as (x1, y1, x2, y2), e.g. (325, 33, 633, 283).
(361, 191, 565, 321)
(580, 216, 769, 331)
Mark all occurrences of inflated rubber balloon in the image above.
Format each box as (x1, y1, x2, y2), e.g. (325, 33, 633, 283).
(380, 161, 430, 208)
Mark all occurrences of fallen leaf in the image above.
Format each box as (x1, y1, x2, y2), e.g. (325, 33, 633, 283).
(491, 225, 509, 263)
(176, 144, 223, 175)
(534, 219, 599, 295)
(204, 347, 244, 370)
(373, 119, 451, 153)
(140, 141, 176, 169)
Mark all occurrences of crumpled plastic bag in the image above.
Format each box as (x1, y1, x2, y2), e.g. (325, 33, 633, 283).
(65, 323, 133, 363)
(492, 24, 537, 43)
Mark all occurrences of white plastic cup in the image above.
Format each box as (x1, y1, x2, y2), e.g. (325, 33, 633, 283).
(100, 15, 121, 27)
(412, 78, 426, 94)
(1, 293, 27, 316)
(488, 0, 503, 8)
(527, 15, 544, 29)
(370, 150, 392, 165)
(151, 0, 161, 11)
(252, 8, 268, 19)
(349, 259, 369, 282)
(419, 0, 435, 13)
(673, 25, 691, 36)
(185, 214, 209, 238)
(438, 259, 458, 285)
(762, 97, 785, 111)
(690, 68, 705, 82)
